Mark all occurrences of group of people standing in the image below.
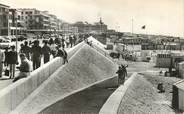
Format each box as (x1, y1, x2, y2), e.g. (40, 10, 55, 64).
(0, 46, 18, 79)
(0, 36, 69, 82)
(19, 39, 68, 70)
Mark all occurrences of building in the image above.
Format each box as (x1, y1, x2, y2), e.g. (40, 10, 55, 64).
(172, 80, 184, 111)
(18, 8, 51, 34)
(0, 3, 9, 36)
(61, 22, 78, 35)
(72, 18, 107, 34)
(9, 9, 26, 35)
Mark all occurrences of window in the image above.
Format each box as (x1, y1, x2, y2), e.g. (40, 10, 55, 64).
(29, 12, 32, 14)
(21, 12, 23, 14)
(25, 12, 28, 14)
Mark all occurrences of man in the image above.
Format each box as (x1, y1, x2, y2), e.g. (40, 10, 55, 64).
(116, 66, 124, 85)
(13, 53, 31, 82)
(8, 46, 18, 79)
(31, 40, 42, 70)
(42, 41, 51, 63)
(0, 49, 5, 77)
(22, 41, 31, 60)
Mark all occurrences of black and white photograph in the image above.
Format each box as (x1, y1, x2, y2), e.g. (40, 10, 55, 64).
(0, 0, 184, 114)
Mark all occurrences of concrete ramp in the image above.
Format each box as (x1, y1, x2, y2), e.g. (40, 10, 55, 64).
(11, 44, 117, 114)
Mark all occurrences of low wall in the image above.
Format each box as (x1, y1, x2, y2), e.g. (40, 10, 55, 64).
(0, 42, 84, 114)
(99, 72, 137, 114)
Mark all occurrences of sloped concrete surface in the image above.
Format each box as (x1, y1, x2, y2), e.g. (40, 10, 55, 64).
(11, 44, 117, 114)
(118, 74, 176, 114)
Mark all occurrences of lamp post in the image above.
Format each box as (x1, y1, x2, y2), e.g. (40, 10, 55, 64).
(14, 9, 18, 53)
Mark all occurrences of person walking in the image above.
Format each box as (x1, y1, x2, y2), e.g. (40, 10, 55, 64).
(22, 41, 31, 60)
(116, 66, 125, 85)
(13, 53, 31, 82)
(42, 41, 51, 63)
(8, 46, 18, 79)
(31, 40, 42, 70)
(0, 49, 5, 77)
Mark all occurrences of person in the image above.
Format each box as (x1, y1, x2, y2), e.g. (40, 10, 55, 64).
(61, 47, 68, 64)
(55, 45, 68, 64)
(157, 83, 165, 93)
(19, 44, 24, 53)
(55, 45, 64, 57)
(42, 41, 51, 63)
(0, 49, 5, 77)
(116, 66, 125, 85)
(61, 38, 65, 48)
(121, 64, 128, 77)
(13, 53, 31, 82)
(73, 35, 77, 46)
(49, 38, 54, 45)
(69, 35, 73, 47)
(22, 41, 31, 60)
(4, 47, 9, 67)
(50, 42, 57, 58)
(65, 36, 70, 48)
(31, 40, 42, 70)
(8, 46, 18, 79)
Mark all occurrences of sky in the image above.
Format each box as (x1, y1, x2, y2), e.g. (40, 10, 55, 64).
(0, 0, 184, 37)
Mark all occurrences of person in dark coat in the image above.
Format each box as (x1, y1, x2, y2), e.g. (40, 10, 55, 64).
(73, 35, 77, 46)
(55, 45, 64, 57)
(22, 41, 31, 60)
(8, 46, 18, 79)
(4, 47, 9, 67)
(42, 41, 51, 64)
(31, 40, 42, 70)
(116, 66, 125, 85)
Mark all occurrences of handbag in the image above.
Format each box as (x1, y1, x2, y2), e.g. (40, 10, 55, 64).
(4, 68, 9, 76)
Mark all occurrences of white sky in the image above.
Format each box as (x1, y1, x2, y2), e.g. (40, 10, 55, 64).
(0, 0, 184, 37)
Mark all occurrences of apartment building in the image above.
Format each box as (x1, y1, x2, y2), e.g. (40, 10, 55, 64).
(0, 3, 9, 36)
(9, 9, 26, 35)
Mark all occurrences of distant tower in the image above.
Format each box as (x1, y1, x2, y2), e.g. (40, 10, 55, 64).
(99, 17, 103, 25)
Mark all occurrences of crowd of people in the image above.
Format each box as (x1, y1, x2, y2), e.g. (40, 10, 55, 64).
(0, 34, 78, 82)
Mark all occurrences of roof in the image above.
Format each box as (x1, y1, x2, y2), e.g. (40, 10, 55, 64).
(174, 80, 184, 91)
(0, 3, 9, 8)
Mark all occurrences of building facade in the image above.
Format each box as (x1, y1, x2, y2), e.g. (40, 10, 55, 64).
(0, 3, 9, 36)
(72, 19, 107, 34)
(9, 9, 26, 35)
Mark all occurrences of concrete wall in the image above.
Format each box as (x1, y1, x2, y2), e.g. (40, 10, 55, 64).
(178, 89, 184, 111)
(99, 73, 137, 114)
(0, 42, 84, 114)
